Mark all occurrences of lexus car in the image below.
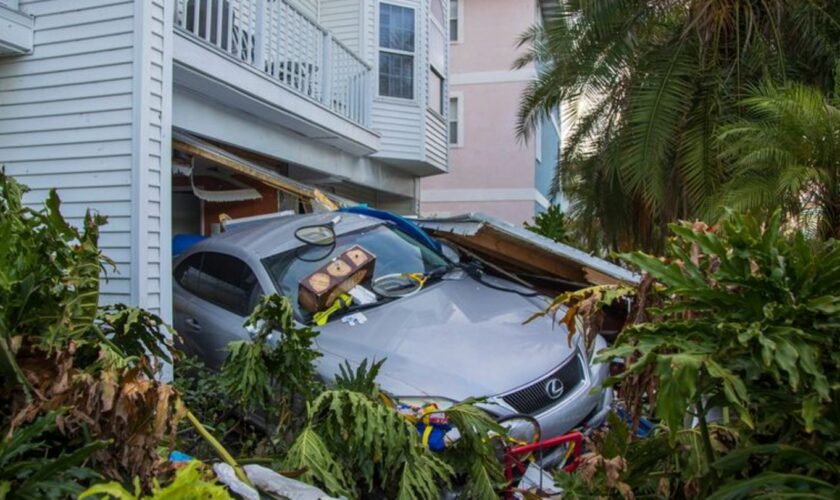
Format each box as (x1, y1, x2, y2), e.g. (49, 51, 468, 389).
(173, 210, 612, 441)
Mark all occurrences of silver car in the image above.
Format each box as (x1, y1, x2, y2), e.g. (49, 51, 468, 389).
(173, 211, 612, 439)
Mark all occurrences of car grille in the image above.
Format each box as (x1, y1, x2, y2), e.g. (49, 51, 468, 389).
(501, 356, 585, 415)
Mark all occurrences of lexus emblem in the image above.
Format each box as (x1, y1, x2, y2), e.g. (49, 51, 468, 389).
(544, 378, 565, 400)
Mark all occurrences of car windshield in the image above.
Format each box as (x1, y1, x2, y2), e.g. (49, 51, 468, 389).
(263, 223, 449, 321)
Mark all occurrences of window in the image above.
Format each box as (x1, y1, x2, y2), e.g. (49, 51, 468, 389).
(449, 0, 459, 42)
(449, 96, 460, 145)
(175, 253, 204, 297)
(429, 67, 445, 115)
(175, 252, 263, 316)
(264, 224, 449, 322)
(379, 3, 415, 99)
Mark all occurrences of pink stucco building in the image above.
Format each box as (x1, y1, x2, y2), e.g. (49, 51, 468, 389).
(420, 0, 560, 225)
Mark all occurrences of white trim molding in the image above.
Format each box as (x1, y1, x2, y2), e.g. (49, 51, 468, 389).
(0, 3, 33, 56)
(450, 69, 536, 86)
(421, 188, 550, 208)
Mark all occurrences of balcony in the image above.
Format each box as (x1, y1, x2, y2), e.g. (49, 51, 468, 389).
(173, 0, 378, 155)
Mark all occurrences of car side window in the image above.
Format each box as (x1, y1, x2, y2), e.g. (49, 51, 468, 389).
(180, 252, 263, 316)
(175, 253, 204, 296)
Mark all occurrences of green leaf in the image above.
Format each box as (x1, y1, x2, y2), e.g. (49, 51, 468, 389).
(707, 472, 839, 500)
(801, 394, 821, 433)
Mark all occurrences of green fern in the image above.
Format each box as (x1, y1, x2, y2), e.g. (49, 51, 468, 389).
(334, 358, 386, 398)
(282, 426, 353, 498)
(442, 400, 507, 498)
(286, 389, 454, 499)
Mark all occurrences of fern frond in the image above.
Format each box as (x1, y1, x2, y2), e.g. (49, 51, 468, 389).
(283, 426, 353, 498)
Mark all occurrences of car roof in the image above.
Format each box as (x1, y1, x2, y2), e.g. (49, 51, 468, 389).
(181, 211, 383, 261)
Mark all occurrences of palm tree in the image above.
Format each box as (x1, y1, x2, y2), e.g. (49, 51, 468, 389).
(516, 0, 840, 252)
(719, 83, 840, 239)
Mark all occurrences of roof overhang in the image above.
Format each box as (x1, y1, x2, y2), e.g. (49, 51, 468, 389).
(0, 3, 33, 56)
(172, 130, 355, 210)
(416, 213, 640, 288)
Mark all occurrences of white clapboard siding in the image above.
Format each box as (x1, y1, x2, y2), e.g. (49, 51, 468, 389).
(141, 0, 168, 314)
(371, 101, 424, 158)
(318, 0, 361, 53)
(425, 109, 447, 169)
(0, 0, 172, 313)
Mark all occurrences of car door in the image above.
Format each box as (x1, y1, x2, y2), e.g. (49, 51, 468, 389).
(178, 251, 264, 369)
(173, 253, 204, 357)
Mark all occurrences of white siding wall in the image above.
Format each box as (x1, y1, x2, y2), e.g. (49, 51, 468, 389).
(425, 109, 446, 168)
(0, 0, 136, 305)
(0, 0, 172, 319)
(135, 0, 172, 317)
(318, 0, 361, 53)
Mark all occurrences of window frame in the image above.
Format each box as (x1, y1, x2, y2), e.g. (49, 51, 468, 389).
(428, 65, 446, 118)
(377, 1, 418, 101)
(448, 91, 464, 147)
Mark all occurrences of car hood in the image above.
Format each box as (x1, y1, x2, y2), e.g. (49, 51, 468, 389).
(315, 273, 578, 401)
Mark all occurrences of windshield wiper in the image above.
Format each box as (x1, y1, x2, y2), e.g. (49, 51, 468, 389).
(330, 296, 397, 322)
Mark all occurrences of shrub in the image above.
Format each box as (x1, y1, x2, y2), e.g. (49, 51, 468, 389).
(547, 211, 840, 498)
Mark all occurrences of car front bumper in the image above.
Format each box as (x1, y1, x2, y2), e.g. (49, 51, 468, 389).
(484, 335, 613, 438)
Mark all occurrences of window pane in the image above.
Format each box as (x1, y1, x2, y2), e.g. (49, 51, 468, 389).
(175, 253, 204, 296)
(449, 0, 458, 41)
(380, 3, 414, 52)
(379, 52, 414, 99)
(449, 97, 458, 144)
(193, 252, 261, 316)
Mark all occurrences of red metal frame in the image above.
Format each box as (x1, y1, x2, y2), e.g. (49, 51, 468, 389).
(503, 431, 583, 498)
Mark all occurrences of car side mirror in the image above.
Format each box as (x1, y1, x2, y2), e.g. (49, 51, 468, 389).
(295, 224, 336, 246)
(440, 241, 461, 264)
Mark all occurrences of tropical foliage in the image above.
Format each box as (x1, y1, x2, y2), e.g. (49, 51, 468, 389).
(719, 82, 840, 239)
(283, 389, 505, 499)
(544, 210, 840, 497)
(517, 0, 840, 251)
(0, 171, 251, 497)
(524, 204, 571, 244)
(79, 461, 232, 500)
(0, 171, 188, 490)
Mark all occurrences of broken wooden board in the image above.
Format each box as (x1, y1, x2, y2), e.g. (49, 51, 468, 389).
(416, 213, 639, 288)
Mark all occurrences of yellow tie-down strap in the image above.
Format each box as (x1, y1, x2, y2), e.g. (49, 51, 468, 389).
(312, 293, 353, 326)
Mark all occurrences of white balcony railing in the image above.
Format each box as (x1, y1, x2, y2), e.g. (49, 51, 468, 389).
(175, 0, 371, 127)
